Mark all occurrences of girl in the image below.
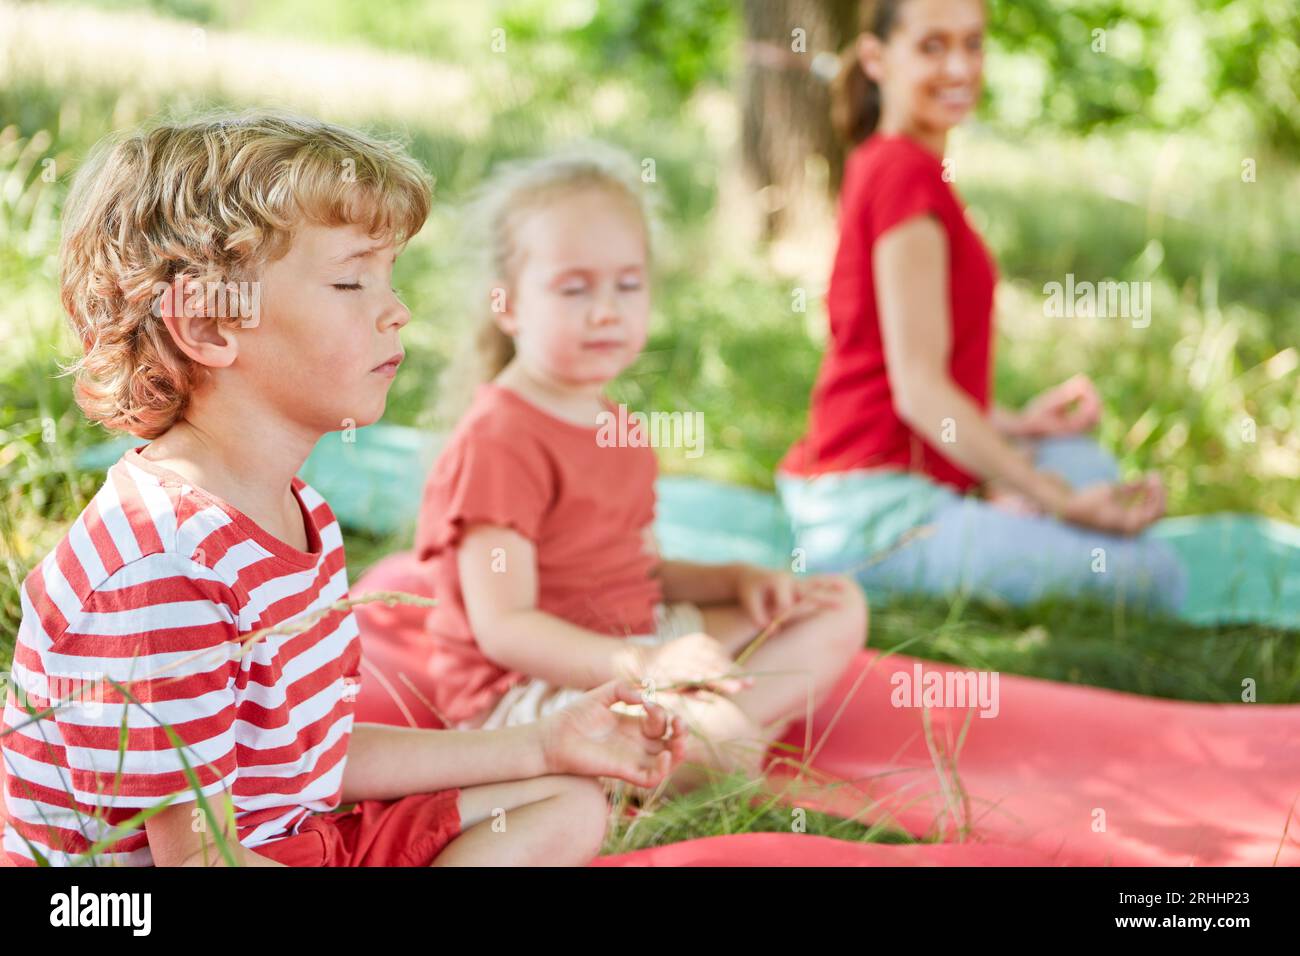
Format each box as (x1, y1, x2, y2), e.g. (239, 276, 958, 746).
(406, 145, 867, 791)
(777, 0, 1186, 610)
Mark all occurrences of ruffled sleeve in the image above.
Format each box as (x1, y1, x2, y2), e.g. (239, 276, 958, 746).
(415, 431, 555, 559)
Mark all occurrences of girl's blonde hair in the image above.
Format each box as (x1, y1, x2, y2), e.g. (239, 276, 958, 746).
(437, 142, 658, 425)
(60, 108, 433, 438)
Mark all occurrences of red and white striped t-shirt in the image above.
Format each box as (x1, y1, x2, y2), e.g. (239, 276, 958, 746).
(1, 447, 360, 866)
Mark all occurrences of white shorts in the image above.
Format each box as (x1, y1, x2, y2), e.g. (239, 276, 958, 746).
(456, 601, 706, 731)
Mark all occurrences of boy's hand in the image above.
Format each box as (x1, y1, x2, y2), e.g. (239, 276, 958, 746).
(538, 681, 685, 788)
(616, 632, 750, 695)
(734, 565, 847, 629)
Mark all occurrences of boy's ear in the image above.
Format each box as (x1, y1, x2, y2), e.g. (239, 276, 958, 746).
(488, 280, 518, 336)
(155, 276, 239, 368)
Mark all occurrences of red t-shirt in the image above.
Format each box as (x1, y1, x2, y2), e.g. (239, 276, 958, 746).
(414, 384, 664, 724)
(779, 133, 999, 491)
(3, 448, 360, 866)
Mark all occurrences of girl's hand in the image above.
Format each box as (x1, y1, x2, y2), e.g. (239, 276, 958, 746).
(734, 565, 847, 628)
(735, 565, 795, 627)
(538, 681, 685, 788)
(1017, 374, 1102, 438)
(1058, 474, 1166, 535)
(617, 632, 750, 696)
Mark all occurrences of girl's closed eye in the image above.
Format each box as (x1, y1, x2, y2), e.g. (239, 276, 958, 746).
(333, 282, 363, 291)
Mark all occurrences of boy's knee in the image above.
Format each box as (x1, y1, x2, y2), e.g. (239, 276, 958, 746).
(551, 773, 609, 807)
(551, 775, 610, 851)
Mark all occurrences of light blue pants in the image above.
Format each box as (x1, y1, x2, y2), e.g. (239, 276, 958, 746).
(784, 437, 1188, 613)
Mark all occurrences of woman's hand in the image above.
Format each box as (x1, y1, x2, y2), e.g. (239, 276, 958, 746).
(1056, 475, 1166, 536)
(538, 681, 685, 788)
(1014, 374, 1102, 438)
(984, 484, 1047, 516)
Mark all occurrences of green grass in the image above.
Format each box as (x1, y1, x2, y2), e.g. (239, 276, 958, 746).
(590, 589, 1300, 854)
(2, 4, 1298, 857)
(601, 771, 910, 856)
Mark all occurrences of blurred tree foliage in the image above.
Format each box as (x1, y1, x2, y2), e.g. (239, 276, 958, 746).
(560, 0, 1299, 150)
(563, 0, 740, 98)
(986, 0, 1300, 150)
(73, 0, 1299, 149)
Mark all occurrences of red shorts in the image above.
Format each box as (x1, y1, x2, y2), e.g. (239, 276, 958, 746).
(257, 790, 462, 867)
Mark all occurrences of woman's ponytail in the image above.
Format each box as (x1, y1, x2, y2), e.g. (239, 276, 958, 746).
(830, 48, 880, 146)
(830, 0, 909, 146)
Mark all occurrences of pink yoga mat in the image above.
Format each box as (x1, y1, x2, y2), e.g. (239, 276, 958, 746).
(5, 648, 1295, 866)
(348, 553, 1299, 866)
(764, 651, 1300, 866)
(594, 832, 1063, 866)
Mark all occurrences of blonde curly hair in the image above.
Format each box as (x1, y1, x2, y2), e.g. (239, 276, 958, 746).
(60, 108, 433, 438)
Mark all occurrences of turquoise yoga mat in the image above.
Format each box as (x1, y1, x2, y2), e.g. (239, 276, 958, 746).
(80, 424, 1300, 630)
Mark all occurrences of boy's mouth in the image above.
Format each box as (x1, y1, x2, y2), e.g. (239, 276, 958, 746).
(371, 352, 404, 376)
(581, 340, 625, 352)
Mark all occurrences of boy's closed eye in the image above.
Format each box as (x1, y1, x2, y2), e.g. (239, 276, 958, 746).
(328, 243, 400, 293)
(330, 283, 403, 294)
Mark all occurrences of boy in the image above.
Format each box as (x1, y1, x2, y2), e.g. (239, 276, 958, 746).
(0, 110, 682, 867)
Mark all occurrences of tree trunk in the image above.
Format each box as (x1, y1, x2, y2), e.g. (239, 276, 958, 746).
(740, 0, 859, 243)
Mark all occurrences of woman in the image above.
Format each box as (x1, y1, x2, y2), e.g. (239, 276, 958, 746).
(777, 0, 1186, 611)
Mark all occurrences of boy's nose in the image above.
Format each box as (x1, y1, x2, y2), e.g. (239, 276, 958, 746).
(381, 295, 411, 331)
